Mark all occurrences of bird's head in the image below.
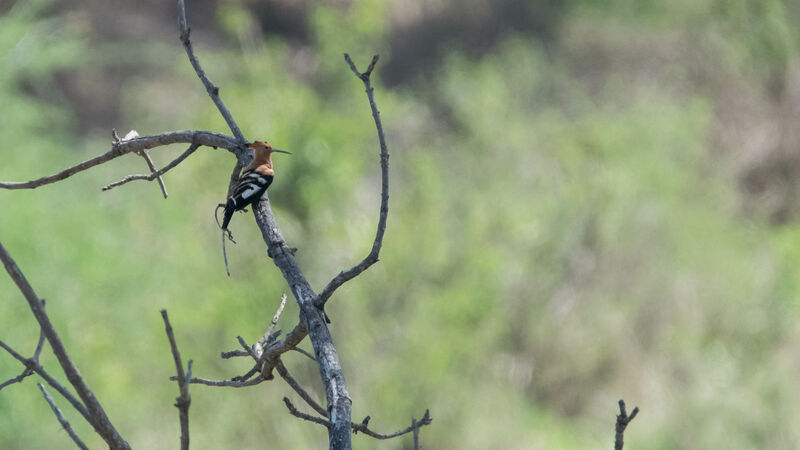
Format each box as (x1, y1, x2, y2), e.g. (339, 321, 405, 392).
(248, 141, 291, 162)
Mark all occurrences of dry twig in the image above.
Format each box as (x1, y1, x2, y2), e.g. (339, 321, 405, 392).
(161, 310, 192, 450)
(0, 130, 238, 191)
(316, 54, 390, 308)
(38, 383, 89, 450)
(615, 399, 640, 450)
(0, 241, 130, 449)
(103, 143, 200, 192)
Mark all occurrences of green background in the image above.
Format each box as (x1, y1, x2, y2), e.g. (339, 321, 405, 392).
(2, 0, 800, 448)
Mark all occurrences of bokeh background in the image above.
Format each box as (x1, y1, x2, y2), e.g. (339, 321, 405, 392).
(2, 0, 800, 448)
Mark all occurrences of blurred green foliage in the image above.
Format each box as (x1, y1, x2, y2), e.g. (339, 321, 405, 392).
(2, 0, 800, 448)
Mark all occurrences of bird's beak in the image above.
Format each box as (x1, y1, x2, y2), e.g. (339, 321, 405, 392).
(271, 149, 292, 155)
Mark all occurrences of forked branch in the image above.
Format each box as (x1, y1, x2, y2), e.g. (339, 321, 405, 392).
(161, 310, 192, 450)
(614, 399, 640, 450)
(0, 241, 130, 449)
(282, 397, 432, 444)
(0, 131, 238, 191)
(103, 143, 201, 192)
(38, 383, 89, 450)
(316, 54, 390, 308)
(177, 0, 246, 148)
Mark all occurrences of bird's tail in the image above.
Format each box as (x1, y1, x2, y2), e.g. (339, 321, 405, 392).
(220, 201, 236, 230)
(215, 202, 236, 277)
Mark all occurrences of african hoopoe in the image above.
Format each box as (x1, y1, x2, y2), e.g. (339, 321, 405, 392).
(221, 141, 290, 230)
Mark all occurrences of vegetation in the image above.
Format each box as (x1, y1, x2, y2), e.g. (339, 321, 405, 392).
(1, 0, 799, 448)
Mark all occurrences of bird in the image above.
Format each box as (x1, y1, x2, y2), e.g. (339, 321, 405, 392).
(221, 141, 291, 231)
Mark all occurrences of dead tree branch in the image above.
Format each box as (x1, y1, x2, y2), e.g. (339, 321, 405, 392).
(0, 130, 239, 190)
(316, 54, 390, 308)
(0, 326, 44, 392)
(0, 241, 130, 449)
(38, 383, 90, 450)
(283, 397, 332, 428)
(351, 409, 432, 441)
(282, 397, 432, 442)
(257, 292, 287, 352)
(137, 149, 169, 198)
(182, 376, 265, 388)
(174, 11, 354, 442)
(177, 0, 246, 148)
(161, 310, 192, 450)
(103, 143, 200, 192)
(0, 338, 92, 424)
(1, 2, 403, 447)
(276, 360, 328, 418)
(615, 399, 640, 450)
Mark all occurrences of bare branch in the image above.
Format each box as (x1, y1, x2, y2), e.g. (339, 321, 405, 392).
(282, 391, 432, 443)
(220, 349, 250, 359)
(282, 397, 332, 428)
(0, 368, 32, 391)
(413, 418, 420, 450)
(0, 338, 92, 427)
(276, 360, 328, 418)
(183, 376, 265, 388)
(258, 321, 309, 380)
(177, 4, 353, 445)
(254, 292, 287, 357)
(0, 130, 239, 190)
(38, 383, 89, 450)
(137, 149, 169, 198)
(103, 143, 200, 192)
(615, 399, 640, 450)
(316, 54, 390, 307)
(32, 326, 46, 362)
(253, 194, 352, 446)
(351, 409, 432, 440)
(0, 308, 48, 392)
(161, 310, 191, 450)
(177, 0, 247, 147)
(292, 347, 317, 362)
(0, 240, 130, 449)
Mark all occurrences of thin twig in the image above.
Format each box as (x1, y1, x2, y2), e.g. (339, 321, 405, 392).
(33, 326, 46, 361)
(0, 317, 48, 392)
(292, 347, 316, 362)
(282, 393, 432, 442)
(0, 241, 130, 449)
(282, 397, 332, 428)
(412, 418, 420, 450)
(38, 383, 89, 450)
(0, 338, 93, 427)
(230, 366, 260, 383)
(276, 361, 328, 417)
(220, 349, 250, 359)
(161, 310, 191, 450)
(182, 376, 265, 388)
(177, 0, 247, 147)
(0, 131, 238, 190)
(138, 149, 169, 198)
(103, 143, 200, 192)
(615, 399, 640, 450)
(258, 322, 309, 380)
(254, 293, 287, 357)
(0, 369, 32, 391)
(237, 336, 258, 359)
(316, 54, 389, 308)
(351, 409, 432, 440)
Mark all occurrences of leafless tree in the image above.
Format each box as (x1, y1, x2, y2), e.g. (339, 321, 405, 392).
(0, 1, 431, 449)
(0, 2, 640, 449)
